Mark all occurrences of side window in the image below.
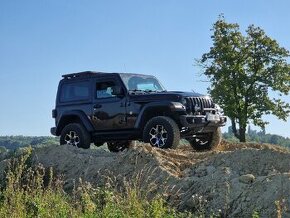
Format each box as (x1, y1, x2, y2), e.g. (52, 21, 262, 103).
(96, 81, 118, 99)
(60, 81, 90, 102)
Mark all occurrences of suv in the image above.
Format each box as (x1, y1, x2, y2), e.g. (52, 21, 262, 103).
(51, 71, 226, 151)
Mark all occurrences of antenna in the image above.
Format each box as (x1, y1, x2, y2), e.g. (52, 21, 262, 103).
(123, 64, 127, 73)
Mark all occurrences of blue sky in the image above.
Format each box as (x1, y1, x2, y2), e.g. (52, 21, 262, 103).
(0, 0, 289, 137)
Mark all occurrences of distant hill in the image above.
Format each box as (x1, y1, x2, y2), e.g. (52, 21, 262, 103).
(0, 136, 58, 150)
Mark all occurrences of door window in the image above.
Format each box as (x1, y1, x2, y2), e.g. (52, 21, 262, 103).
(96, 81, 119, 99)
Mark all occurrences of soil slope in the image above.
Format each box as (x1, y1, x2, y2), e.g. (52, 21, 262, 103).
(15, 142, 290, 217)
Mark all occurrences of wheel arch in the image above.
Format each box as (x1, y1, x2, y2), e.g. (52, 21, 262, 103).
(55, 110, 94, 136)
(134, 102, 181, 130)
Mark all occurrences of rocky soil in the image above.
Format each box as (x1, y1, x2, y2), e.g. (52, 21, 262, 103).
(2, 141, 290, 217)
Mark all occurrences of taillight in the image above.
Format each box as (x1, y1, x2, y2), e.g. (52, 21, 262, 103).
(52, 109, 57, 118)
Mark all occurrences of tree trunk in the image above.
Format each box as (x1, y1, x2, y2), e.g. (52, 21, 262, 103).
(231, 118, 240, 139)
(231, 118, 247, 142)
(239, 127, 246, 142)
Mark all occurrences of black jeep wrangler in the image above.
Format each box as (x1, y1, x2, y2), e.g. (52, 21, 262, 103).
(51, 71, 226, 152)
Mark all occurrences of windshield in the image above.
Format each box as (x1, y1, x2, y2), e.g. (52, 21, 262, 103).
(119, 74, 166, 92)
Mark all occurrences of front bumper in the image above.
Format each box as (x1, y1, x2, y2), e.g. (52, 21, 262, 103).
(180, 114, 227, 128)
(50, 127, 57, 136)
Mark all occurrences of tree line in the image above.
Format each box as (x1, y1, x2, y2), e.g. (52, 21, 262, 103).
(223, 126, 290, 148)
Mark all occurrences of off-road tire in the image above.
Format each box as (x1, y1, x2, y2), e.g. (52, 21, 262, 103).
(189, 127, 222, 151)
(143, 116, 180, 149)
(107, 141, 133, 152)
(60, 123, 91, 149)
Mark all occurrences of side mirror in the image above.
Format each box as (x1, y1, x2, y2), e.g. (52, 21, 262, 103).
(112, 86, 124, 97)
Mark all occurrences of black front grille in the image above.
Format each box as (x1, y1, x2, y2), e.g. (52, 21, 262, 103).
(185, 97, 214, 114)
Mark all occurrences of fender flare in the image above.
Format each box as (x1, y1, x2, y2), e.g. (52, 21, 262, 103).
(134, 101, 177, 129)
(56, 110, 94, 135)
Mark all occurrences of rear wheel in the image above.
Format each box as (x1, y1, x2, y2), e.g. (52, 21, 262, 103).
(143, 116, 180, 149)
(107, 141, 133, 152)
(94, 142, 104, 147)
(188, 127, 222, 151)
(60, 123, 91, 149)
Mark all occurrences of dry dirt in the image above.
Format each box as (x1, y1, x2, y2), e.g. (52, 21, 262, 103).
(5, 141, 290, 217)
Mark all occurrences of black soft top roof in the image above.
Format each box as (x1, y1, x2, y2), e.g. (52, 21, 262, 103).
(62, 71, 109, 79)
(62, 71, 153, 80)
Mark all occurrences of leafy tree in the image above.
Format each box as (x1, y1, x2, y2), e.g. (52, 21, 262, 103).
(198, 16, 290, 142)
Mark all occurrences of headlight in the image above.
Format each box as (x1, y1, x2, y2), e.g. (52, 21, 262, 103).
(215, 103, 221, 110)
(170, 102, 185, 109)
(214, 104, 223, 113)
(181, 98, 187, 106)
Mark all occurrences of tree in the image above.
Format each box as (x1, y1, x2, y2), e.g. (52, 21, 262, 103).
(197, 16, 290, 142)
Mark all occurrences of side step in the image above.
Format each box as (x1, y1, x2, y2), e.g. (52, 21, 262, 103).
(92, 129, 140, 141)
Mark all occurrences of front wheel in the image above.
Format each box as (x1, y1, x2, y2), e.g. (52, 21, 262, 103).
(60, 123, 91, 149)
(188, 127, 222, 151)
(143, 116, 180, 149)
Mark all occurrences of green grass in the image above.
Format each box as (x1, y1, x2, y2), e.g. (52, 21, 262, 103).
(0, 148, 194, 218)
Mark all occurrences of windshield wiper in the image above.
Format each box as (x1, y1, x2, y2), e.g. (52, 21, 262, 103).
(128, 89, 147, 95)
(129, 89, 166, 94)
(129, 89, 145, 92)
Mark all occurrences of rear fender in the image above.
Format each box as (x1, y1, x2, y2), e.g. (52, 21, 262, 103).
(55, 110, 94, 135)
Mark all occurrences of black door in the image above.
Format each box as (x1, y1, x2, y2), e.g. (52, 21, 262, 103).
(91, 77, 127, 130)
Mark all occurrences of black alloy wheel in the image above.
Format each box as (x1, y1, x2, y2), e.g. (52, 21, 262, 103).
(143, 116, 180, 149)
(60, 123, 91, 149)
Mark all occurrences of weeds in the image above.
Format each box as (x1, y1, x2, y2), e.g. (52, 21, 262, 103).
(252, 211, 260, 218)
(275, 199, 288, 218)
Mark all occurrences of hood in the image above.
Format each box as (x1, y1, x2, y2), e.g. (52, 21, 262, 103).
(129, 91, 208, 102)
(166, 91, 207, 97)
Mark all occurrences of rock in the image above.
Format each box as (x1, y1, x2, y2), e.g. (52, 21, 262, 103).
(222, 167, 231, 175)
(239, 174, 256, 184)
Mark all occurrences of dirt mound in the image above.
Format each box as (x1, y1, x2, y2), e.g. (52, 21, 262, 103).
(25, 142, 290, 217)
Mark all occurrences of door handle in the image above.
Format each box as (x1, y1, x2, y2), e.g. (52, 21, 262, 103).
(94, 104, 102, 109)
(120, 102, 130, 107)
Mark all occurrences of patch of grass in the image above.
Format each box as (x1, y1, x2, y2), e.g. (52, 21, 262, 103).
(0, 150, 194, 218)
(252, 211, 260, 218)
